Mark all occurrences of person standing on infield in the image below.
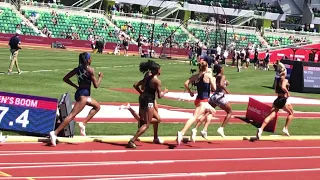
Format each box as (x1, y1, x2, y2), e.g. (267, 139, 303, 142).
(7, 30, 22, 75)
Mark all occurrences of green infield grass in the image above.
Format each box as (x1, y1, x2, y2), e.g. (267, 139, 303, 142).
(0, 47, 319, 136)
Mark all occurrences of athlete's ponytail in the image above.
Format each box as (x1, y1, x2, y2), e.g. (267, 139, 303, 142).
(139, 60, 150, 74)
(199, 61, 208, 72)
(139, 60, 160, 75)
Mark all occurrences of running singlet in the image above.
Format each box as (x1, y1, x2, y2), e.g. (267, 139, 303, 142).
(74, 65, 92, 101)
(76, 65, 92, 87)
(195, 74, 210, 100)
(140, 76, 157, 108)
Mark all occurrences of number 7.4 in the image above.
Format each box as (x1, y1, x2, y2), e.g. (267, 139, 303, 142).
(0, 106, 30, 128)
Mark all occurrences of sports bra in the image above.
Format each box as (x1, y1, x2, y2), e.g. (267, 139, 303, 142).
(275, 79, 289, 94)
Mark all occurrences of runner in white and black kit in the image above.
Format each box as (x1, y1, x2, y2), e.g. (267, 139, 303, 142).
(191, 64, 232, 139)
(123, 36, 129, 56)
(256, 67, 293, 140)
(137, 35, 143, 55)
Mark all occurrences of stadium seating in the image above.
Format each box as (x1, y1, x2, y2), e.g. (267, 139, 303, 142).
(22, 9, 119, 42)
(188, 27, 260, 48)
(312, 8, 320, 17)
(113, 19, 190, 46)
(0, 6, 37, 35)
(264, 35, 293, 47)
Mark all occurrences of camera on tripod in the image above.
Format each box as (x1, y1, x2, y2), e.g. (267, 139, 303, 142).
(190, 68, 197, 74)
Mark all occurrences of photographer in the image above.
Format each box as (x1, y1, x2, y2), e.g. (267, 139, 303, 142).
(136, 34, 143, 55)
(95, 38, 104, 54)
(122, 35, 129, 57)
(7, 30, 22, 75)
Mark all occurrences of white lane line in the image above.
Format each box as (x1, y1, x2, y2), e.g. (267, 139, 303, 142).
(0, 63, 183, 75)
(87, 168, 320, 180)
(0, 168, 320, 179)
(1, 155, 320, 168)
(1, 146, 320, 156)
(32, 70, 53, 73)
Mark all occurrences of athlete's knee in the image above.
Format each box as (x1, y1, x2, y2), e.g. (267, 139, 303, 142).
(155, 116, 161, 122)
(95, 103, 101, 111)
(144, 122, 151, 129)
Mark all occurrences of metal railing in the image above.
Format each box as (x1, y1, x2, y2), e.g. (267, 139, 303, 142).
(71, 0, 89, 7)
(20, 1, 105, 14)
(259, 41, 312, 52)
(188, 20, 256, 31)
(265, 28, 320, 36)
(112, 11, 181, 23)
(10, 0, 18, 9)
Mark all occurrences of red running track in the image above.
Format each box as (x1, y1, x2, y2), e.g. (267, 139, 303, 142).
(0, 140, 320, 179)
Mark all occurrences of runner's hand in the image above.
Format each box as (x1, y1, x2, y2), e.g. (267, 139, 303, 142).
(99, 72, 103, 78)
(164, 87, 169, 94)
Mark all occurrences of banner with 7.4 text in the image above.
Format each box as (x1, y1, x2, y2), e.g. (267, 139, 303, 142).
(0, 91, 58, 136)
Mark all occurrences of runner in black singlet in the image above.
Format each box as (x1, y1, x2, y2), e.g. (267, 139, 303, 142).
(127, 60, 168, 148)
(119, 63, 163, 144)
(256, 68, 293, 140)
(49, 52, 103, 146)
(176, 61, 216, 145)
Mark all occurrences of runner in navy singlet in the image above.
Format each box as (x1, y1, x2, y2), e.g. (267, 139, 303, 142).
(256, 68, 293, 140)
(49, 52, 103, 146)
(191, 64, 232, 140)
(127, 60, 168, 148)
(176, 61, 216, 145)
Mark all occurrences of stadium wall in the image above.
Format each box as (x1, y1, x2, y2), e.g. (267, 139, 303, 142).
(256, 44, 320, 62)
(0, 33, 189, 58)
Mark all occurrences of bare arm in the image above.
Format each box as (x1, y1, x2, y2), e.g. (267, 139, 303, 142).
(133, 79, 145, 95)
(63, 68, 79, 89)
(281, 79, 290, 95)
(184, 75, 196, 95)
(156, 79, 168, 99)
(89, 68, 103, 89)
(274, 78, 277, 93)
(219, 75, 229, 94)
(208, 74, 216, 92)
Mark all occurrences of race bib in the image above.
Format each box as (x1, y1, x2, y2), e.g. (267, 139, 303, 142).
(148, 103, 154, 108)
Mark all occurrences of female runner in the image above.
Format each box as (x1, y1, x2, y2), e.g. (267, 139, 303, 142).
(127, 60, 168, 148)
(49, 52, 103, 146)
(120, 62, 163, 144)
(176, 61, 216, 145)
(256, 68, 293, 139)
(190, 64, 232, 141)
